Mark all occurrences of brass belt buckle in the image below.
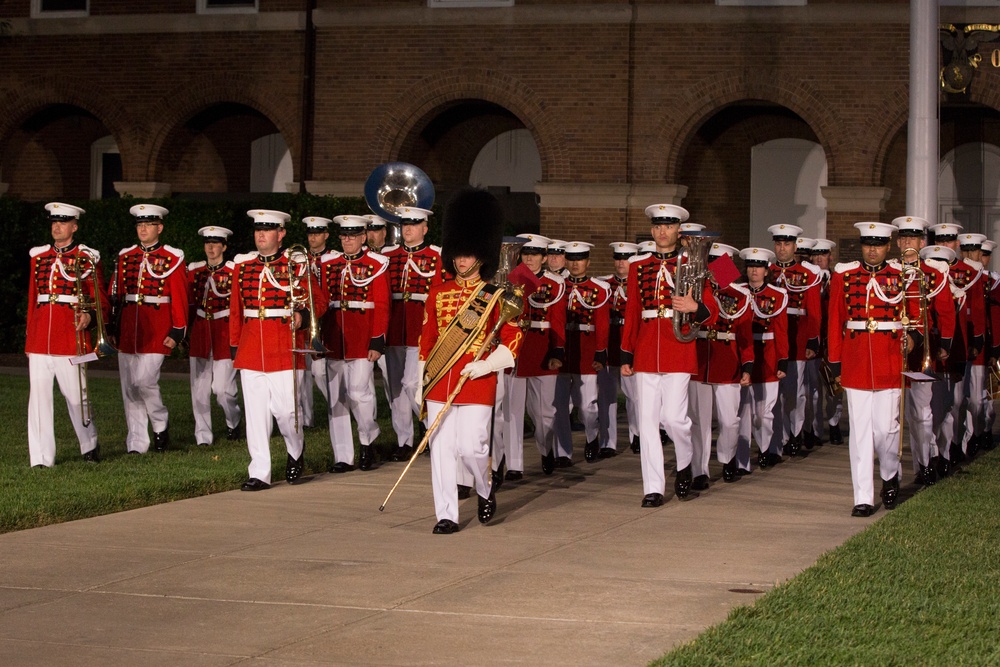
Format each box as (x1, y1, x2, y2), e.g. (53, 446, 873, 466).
(258, 306, 267, 320)
(403, 292, 411, 302)
(48, 293, 57, 304)
(136, 294, 145, 305)
(866, 317, 878, 334)
(658, 306, 669, 318)
(707, 329, 718, 341)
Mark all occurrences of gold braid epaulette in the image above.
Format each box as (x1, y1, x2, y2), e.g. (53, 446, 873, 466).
(423, 283, 503, 398)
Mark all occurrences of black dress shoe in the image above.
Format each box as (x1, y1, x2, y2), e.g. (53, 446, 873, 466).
(880, 475, 900, 510)
(478, 488, 497, 524)
(153, 429, 170, 452)
(757, 450, 770, 469)
(541, 452, 555, 475)
(457, 484, 472, 499)
(584, 439, 599, 463)
(641, 493, 664, 508)
(736, 467, 751, 477)
(983, 434, 998, 451)
(492, 467, 504, 491)
(32, 464, 47, 469)
(285, 453, 305, 484)
(504, 469, 523, 481)
(226, 422, 243, 441)
(722, 459, 737, 483)
(630, 435, 640, 453)
(241, 478, 270, 492)
(851, 503, 875, 517)
(329, 462, 355, 473)
(785, 433, 801, 457)
(197, 442, 211, 447)
(599, 447, 617, 459)
(968, 434, 981, 458)
(937, 456, 952, 478)
(803, 430, 819, 449)
(82, 446, 100, 463)
(766, 452, 783, 467)
(432, 519, 460, 534)
(392, 444, 414, 462)
(674, 466, 698, 500)
(829, 424, 843, 444)
(555, 456, 573, 468)
(691, 474, 710, 491)
(358, 445, 375, 471)
(949, 441, 966, 464)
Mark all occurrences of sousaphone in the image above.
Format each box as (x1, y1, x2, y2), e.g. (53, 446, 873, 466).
(364, 162, 435, 247)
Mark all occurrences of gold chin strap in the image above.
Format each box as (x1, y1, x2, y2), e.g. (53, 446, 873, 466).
(455, 259, 482, 279)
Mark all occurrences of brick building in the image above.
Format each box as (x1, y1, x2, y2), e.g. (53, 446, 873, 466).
(3, 1, 1000, 272)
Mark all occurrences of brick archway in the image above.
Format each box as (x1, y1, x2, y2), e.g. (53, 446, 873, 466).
(370, 68, 566, 182)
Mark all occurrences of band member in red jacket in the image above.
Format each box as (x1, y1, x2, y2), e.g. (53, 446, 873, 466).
(957, 232, 990, 458)
(26, 203, 109, 467)
(381, 206, 444, 462)
(498, 234, 565, 478)
(805, 238, 837, 447)
(981, 239, 999, 448)
(735, 248, 788, 472)
(768, 224, 822, 457)
(111, 204, 188, 454)
(554, 242, 611, 465)
(419, 189, 522, 534)
(689, 243, 753, 485)
(621, 204, 718, 507)
(320, 215, 390, 472)
(297, 216, 334, 429)
(828, 222, 920, 517)
(597, 242, 639, 458)
(187, 226, 242, 447)
(230, 209, 327, 491)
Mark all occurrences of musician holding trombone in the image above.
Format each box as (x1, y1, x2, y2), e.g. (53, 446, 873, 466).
(230, 210, 327, 491)
(26, 203, 109, 467)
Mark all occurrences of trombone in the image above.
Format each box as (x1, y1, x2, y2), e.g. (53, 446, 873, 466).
(72, 249, 116, 427)
(287, 244, 325, 432)
(898, 247, 935, 456)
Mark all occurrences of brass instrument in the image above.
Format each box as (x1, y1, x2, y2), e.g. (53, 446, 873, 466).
(364, 162, 435, 247)
(673, 231, 720, 342)
(379, 238, 526, 512)
(988, 359, 1000, 400)
(898, 247, 935, 456)
(819, 361, 844, 399)
(287, 244, 324, 432)
(72, 249, 117, 427)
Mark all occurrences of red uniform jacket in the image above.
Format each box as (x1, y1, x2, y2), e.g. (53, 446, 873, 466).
(563, 276, 611, 375)
(694, 282, 754, 384)
(948, 258, 987, 369)
(748, 283, 789, 384)
(230, 249, 327, 373)
(111, 243, 188, 355)
(828, 260, 919, 390)
(988, 271, 1000, 357)
(903, 259, 956, 374)
(26, 242, 110, 356)
(601, 273, 628, 368)
(514, 270, 566, 377)
(621, 250, 719, 374)
(383, 242, 445, 348)
(770, 260, 822, 361)
(187, 260, 236, 360)
(319, 249, 390, 360)
(420, 277, 524, 406)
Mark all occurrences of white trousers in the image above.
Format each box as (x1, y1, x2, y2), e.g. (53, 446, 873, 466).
(737, 382, 779, 465)
(962, 364, 986, 448)
(326, 358, 380, 464)
(27, 353, 99, 467)
(385, 346, 421, 447)
(555, 373, 600, 457)
(845, 387, 901, 506)
(297, 356, 328, 429)
(428, 401, 492, 523)
(503, 374, 559, 471)
(689, 381, 742, 476)
(904, 381, 933, 472)
(597, 365, 637, 450)
(773, 359, 806, 448)
(636, 372, 694, 495)
(240, 369, 303, 484)
(118, 352, 168, 453)
(189, 356, 241, 445)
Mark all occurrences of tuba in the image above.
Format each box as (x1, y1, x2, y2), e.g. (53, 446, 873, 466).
(673, 231, 720, 342)
(364, 162, 435, 247)
(287, 244, 325, 432)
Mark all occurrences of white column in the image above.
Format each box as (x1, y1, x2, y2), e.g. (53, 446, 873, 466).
(907, 0, 939, 226)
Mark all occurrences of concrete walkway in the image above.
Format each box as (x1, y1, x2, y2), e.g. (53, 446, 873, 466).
(0, 439, 881, 666)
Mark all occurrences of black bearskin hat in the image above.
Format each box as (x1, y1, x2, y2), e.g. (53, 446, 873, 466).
(441, 187, 505, 281)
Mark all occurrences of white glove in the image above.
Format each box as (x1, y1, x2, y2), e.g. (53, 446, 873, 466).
(414, 361, 426, 412)
(460, 345, 515, 380)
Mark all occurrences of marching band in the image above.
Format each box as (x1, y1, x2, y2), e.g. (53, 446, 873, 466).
(24, 195, 1000, 530)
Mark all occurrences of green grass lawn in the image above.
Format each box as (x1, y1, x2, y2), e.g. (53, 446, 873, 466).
(0, 372, 405, 533)
(655, 448, 1000, 666)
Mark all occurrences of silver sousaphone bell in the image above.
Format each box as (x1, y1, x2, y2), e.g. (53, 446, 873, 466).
(364, 162, 435, 247)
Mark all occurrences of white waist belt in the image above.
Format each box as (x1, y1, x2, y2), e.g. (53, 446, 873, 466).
(786, 307, 805, 316)
(753, 333, 775, 341)
(523, 321, 551, 329)
(331, 300, 375, 310)
(197, 308, 230, 320)
(250, 308, 291, 319)
(846, 320, 902, 331)
(125, 294, 171, 304)
(641, 308, 675, 319)
(36, 294, 79, 304)
(392, 293, 428, 302)
(567, 323, 595, 332)
(697, 330, 736, 341)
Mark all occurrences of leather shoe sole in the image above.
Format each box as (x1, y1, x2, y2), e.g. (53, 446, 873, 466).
(691, 475, 710, 491)
(241, 478, 270, 492)
(329, 462, 355, 473)
(432, 519, 460, 534)
(641, 493, 664, 508)
(851, 504, 875, 517)
(598, 447, 617, 459)
(504, 470, 523, 481)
